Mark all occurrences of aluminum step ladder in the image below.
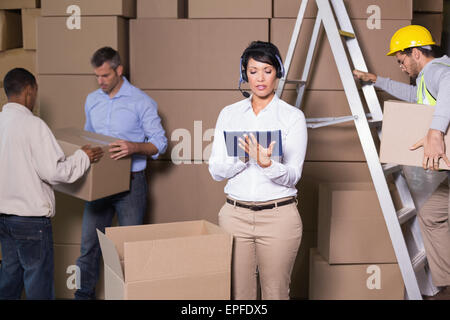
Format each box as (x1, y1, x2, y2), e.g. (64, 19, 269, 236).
(276, 0, 440, 300)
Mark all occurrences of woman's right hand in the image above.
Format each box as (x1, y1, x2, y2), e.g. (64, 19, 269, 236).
(238, 133, 275, 168)
(81, 145, 104, 163)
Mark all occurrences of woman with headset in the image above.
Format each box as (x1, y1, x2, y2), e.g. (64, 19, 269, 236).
(208, 41, 308, 300)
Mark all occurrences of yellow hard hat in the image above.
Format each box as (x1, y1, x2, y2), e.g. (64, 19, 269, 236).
(386, 25, 435, 56)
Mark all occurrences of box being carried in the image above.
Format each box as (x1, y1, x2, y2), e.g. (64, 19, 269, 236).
(54, 127, 131, 201)
(380, 100, 450, 170)
(97, 220, 232, 300)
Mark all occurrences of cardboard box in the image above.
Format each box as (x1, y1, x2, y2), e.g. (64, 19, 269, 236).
(318, 182, 397, 264)
(0, 10, 22, 51)
(146, 161, 227, 225)
(145, 90, 242, 162)
(412, 13, 444, 45)
(309, 248, 404, 300)
(38, 75, 97, 130)
(53, 127, 131, 201)
(97, 220, 232, 300)
(274, 0, 413, 19)
(37, 16, 129, 75)
(137, 0, 185, 18)
(271, 18, 411, 90)
(130, 19, 269, 90)
(54, 244, 105, 300)
(0, 0, 40, 9)
(41, 0, 136, 18)
(188, 0, 271, 18)
(0, 48, 36, 81)
(21, 8, 40, 50)
(413, 0, 443, 13)
(297, 161, 373, 232)
(380, 100, 450, 170)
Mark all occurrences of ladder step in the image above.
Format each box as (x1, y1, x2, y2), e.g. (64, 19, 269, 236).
(368, 119, 382, 128)
(412, 251, 427, 272)
(285, 79, 307, 86)
(382, 163, 402, 176)
(397, 207, 417, 225)
(339, 30, 355, 38)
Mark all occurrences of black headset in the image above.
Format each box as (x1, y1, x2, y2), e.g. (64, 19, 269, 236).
(239, 48, 285, 98)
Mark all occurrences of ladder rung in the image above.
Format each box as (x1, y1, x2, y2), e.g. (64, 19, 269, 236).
(368, 119, 382, 128)
(285, 79, 307, 86)
(382, 163, 402, 176)
(397, 207, 417, 225)
(339, 30, 355, 38)
(412, 251, 427, 272)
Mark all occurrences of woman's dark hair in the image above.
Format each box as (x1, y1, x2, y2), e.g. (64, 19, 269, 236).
(91, 46, 122, 69)
(241, 41, 284, 81)
(3, 68, 36, 98)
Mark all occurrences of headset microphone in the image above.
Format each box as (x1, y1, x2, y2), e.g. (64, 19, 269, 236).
(239, 79, 250, 98)
(238, 58, 250, 98)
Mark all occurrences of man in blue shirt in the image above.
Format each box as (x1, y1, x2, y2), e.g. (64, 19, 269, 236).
(74, 47, 167, 300)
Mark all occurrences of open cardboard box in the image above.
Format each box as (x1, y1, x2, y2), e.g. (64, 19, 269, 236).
(97, 220, 232, 300)
(53, 127, 131, 201)
(380, 100, 450, 170)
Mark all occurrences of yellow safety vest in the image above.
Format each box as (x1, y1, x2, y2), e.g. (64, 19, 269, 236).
(417, 62, 450, 105)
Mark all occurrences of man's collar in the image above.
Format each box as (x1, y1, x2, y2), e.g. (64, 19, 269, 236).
(2, 102, 33, 115)
(99, 76, 132, 99)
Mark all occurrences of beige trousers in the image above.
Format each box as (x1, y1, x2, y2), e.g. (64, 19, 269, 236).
(417, 180, 450, 287)
(218, 197, 302, 300)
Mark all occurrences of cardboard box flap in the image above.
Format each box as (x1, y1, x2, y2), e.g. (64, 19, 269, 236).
(123, 233, 232, 282)
(97, 229, 124, 281)
(105, 220, 228, 259)
(201, 220, 229, 234)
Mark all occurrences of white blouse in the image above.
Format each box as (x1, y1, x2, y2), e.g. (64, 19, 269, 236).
(208, 94, 308, 202)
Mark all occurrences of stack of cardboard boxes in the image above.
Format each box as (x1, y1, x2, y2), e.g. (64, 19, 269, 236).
(0, 0, 39, 111)
(36, 0, 136, 299)
(309, 182, 404, 299)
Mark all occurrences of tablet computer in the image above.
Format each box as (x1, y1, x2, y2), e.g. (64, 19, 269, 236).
(223, 130, 283, 162)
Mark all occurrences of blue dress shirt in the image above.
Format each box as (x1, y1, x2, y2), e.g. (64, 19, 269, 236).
(84, 77, 167, 172)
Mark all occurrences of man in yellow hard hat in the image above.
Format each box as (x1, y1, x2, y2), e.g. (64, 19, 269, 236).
(354, 25, 450, 299)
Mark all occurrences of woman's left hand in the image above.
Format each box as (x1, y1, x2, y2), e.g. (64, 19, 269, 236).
(238, 133, 275, 168)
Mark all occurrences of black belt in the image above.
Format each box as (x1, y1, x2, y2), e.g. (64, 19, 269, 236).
(226, 197, 296, 211)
